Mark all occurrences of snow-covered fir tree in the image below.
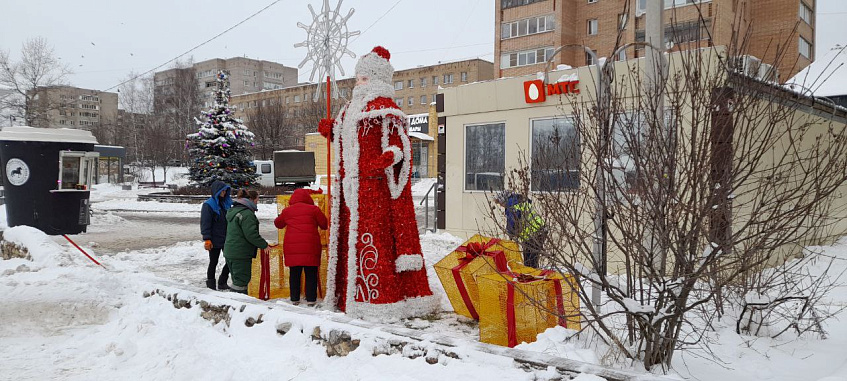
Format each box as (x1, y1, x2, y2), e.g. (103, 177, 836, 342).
(187, 70, 259, 187)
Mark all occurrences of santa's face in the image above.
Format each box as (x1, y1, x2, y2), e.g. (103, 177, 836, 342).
(356, 75, 369, 86)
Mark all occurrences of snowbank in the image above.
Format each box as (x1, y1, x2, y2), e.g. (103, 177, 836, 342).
(2, 225, 77, 268)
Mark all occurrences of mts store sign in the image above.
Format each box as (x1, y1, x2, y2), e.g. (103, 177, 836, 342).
(523, 79, 580, 104)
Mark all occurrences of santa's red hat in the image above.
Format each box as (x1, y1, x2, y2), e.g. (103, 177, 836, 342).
(355, 46, 394, 85)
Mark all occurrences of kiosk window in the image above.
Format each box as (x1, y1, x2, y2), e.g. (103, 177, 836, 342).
(531, 117, 580, 191)
(465, 123, 505, 191)
(58, 151, 98, 191)
(61, 157, 81, 190)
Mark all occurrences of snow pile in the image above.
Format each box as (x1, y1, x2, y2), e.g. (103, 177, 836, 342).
(1, 225, 77, 268)
(516, 326, 599, 364)
(420, 231, 465, 311)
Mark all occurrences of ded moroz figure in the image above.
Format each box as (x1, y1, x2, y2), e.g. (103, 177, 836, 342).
(319, 46, 437, 321)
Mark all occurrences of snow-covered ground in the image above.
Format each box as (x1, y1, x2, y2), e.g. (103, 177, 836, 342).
(2, 185, 847, 380)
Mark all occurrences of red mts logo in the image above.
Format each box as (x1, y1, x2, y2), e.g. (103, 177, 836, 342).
(523, 79, 580, 104)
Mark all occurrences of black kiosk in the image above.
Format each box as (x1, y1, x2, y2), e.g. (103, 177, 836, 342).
(0, 126, 99, 235)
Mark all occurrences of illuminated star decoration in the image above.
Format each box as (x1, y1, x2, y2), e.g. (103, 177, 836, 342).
(295, 0, 360, 101)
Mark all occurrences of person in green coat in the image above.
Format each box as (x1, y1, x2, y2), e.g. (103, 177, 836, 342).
(224, 189, 273, 294)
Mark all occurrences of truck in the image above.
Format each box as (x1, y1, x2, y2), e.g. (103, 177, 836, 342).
(252, 160, 274, 187)
(272, 150, 316, 187)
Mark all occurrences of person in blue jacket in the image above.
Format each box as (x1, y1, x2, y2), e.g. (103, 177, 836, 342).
(201, 180, 232, 290)
(495, 190, 547, 268)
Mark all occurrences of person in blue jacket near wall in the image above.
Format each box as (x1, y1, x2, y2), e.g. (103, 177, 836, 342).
(495, 190, 548, 268)
(201, 180, 232, 290)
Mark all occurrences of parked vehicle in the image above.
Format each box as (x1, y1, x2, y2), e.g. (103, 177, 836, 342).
(273, 150, 315, 187)
(253, 160, 274, 187)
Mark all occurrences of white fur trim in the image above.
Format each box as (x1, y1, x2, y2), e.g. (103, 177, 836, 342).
(324, 105, 345, 309)
(395, 254, 424, 272)
(382, 115, 412, 200)
(345, 295, 439, 323)
(384, 146, 402, 166)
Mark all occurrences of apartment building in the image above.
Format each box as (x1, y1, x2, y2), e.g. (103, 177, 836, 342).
(154, 57, 298, 109)
(26, 85, 118, 133)
(391, 59, 496, 115)
(495, 0, 815, 82)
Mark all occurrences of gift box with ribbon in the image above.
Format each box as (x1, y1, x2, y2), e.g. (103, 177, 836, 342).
(247, 194, 329, 300)
(477, 267, 581, 347)
(434, 234, 523, 319)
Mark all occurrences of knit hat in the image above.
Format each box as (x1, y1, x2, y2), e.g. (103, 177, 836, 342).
(355, 46, 393, 85)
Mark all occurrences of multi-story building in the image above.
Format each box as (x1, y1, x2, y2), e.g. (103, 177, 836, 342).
(495, 0, 815, 82)
(25, 85, 118, 137)
(231, 58, 495, 177)
(154, 57, 298, 109)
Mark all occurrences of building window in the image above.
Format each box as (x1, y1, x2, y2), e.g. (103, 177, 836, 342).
(394, 98, 403, 105)
(243, 81, 250, 87)
(420, 95, 427, 105)
(294, 95, 301, 103)
(799, 36, 812, 58)
(243, 69, 250, 76)
(285, 97, 290, 104)
(421, 78, 427, 88)
(501, 15, 556, 39)
(501, 0, 545, 10)
(587, 19, 598, 35)
(408, 97, 414, 106)
(408, 79, 414, 88)
(461, 72, 468, 82)
(588, 0, 597, 3)
(443, 74, 454, 84)
(500, 47, 555, 69)
(799, 2, 813, 25)
(432, 76, 439, 85)
(532, 118, 580, 191)
(395, 81, 403, 90)
(465, 123, 505, 191)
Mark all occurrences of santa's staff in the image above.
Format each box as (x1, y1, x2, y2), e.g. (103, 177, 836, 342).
(325, 75, 332, 226)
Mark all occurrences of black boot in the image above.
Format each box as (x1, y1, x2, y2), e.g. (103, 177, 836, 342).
(218, 280, 230, 291)
(206, 279, 216, 290)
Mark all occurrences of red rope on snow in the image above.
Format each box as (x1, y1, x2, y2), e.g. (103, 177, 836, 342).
(62, 234, 105, 268)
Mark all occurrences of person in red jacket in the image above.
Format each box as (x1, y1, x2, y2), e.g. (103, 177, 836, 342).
(274, 188, 328, 306)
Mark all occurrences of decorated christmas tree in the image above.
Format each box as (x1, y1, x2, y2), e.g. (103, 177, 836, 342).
(187, 70, 259, 187)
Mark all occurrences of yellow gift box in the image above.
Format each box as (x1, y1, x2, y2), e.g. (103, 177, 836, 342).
(433, 234, 523, 319)
(247, 194, 329, 300)
(248, 247, 329, 300)
(477, 267, 581, 347)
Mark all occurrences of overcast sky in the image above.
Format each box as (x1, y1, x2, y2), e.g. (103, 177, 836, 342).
(1, 0, 845, 92)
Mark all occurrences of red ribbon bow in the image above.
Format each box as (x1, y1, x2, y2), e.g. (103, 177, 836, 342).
(451, 239, 509, 320)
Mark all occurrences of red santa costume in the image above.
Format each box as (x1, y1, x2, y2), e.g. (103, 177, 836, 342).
(321, 46, 437, 321)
